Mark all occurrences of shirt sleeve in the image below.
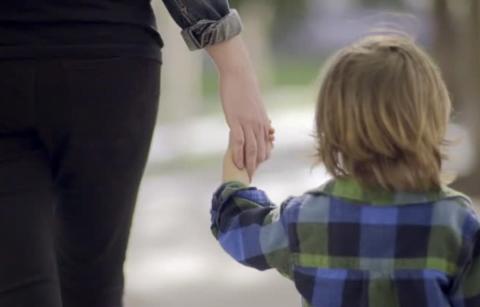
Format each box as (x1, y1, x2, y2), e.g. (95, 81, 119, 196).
(210, 181, 296, 278)
(161, 0, 243, 50)
(450, 227, 480, 306)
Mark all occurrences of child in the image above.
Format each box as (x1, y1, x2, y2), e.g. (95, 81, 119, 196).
(210, 35, 480, 307)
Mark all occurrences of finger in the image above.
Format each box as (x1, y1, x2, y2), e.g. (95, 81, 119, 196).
(268, 126, 275, 144)
(267, 142, 275, 159)
(263, 125, 272, 161)
(267, 119, 274, 133)
(256, 125, 267, 165)
(230, 127, 245, 169)
(244, 128, 257, 178)
(265, 139, 273, 159)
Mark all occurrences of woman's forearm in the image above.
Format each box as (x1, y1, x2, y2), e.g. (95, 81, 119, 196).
(206, 35, 255, 77)
(205, 35, 271, 177)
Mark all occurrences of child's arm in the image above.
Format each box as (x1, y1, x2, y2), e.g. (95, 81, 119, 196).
(222, 147, 251, 185)
(210, 181, 300, 278)
(450, 231, 480, 306)
(212, 131, 288, 274)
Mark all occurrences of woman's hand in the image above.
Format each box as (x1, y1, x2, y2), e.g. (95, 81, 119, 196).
(207, 35, 273, 178)
(223, 129, 275, 185)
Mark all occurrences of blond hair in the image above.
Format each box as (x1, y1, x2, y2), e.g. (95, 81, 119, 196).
(315, 34, 451, 192)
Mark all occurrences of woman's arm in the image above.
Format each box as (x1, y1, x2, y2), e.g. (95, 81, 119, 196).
(162, 0, 274, 177)
(209, 35, 272, 178)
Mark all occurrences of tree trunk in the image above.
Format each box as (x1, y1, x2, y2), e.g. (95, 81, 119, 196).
(450, 0, 480, 197)
(433, 0, 464, 112)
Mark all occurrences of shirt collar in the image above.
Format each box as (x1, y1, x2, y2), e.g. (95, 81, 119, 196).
(307, 177, 469, 206)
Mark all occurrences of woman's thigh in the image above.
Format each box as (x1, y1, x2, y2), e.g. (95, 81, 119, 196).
(35, 56, 161, 307)
(0, 59, 62, 307)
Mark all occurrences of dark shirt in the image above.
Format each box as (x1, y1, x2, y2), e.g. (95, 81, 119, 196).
(0, 0, 243, 62)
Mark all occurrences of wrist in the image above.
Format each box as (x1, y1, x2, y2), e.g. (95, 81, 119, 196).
(207, 35, 255, 77)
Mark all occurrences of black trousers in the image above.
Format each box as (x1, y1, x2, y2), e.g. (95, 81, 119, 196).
(0, 56, 161, 307)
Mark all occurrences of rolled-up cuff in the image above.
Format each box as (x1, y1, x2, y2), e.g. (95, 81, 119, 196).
(181, 9, 243, 51)
(210, 181, 250, 235)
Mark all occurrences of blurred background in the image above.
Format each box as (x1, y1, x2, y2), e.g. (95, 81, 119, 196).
(124, 0, 480, 306)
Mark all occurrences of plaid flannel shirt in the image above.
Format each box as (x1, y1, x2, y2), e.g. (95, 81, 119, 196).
(210, 178, 480, 307)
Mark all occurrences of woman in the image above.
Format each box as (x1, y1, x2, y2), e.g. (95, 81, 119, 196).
(0, 1, 272, 306)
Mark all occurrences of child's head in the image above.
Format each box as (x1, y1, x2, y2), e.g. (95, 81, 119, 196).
(315, 34, 451, 192)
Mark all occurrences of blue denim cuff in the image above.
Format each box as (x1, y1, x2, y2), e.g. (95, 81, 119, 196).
(181, 9, 243, 50)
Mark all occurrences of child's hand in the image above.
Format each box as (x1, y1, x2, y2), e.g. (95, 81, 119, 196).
(222, 128, 275, 185)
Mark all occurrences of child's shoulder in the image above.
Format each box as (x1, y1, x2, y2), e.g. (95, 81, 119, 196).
(435, 185, 480, 231)
(439, 185, 475, 209)
(432, 185, 478, 222)
(278, 184, 336, 223)
(281, 180, 480, 230)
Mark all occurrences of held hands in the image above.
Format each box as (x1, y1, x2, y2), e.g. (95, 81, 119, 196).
(223, 128, 275, 185)
(222, 71, 271, 178)
(206, 36, 274, 178)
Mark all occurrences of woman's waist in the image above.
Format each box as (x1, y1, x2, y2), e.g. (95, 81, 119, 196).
(0, 22, 163, 62)
(0, 22, 163, 48)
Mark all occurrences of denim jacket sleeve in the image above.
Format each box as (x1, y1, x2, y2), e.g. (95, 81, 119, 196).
(161, 0, 243, 50)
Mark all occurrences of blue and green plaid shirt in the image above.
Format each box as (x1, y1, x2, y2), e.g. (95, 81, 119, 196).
(210, 178, 480, 307)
